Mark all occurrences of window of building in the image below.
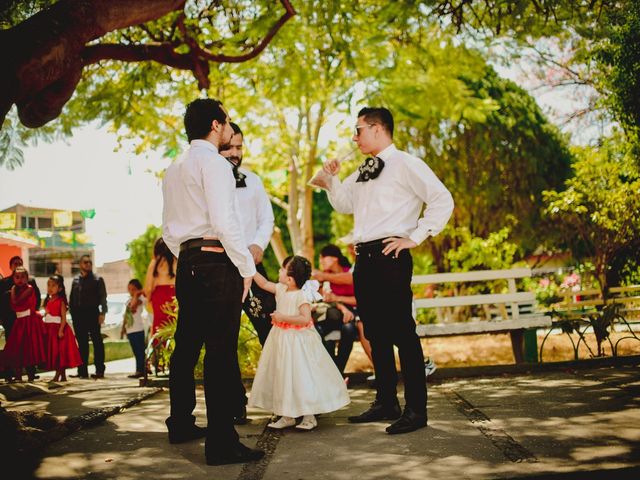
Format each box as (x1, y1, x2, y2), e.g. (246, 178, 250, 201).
(21, 216, 36, 229)
(29, 258, 58, 277)
(37, 217, 52, 229)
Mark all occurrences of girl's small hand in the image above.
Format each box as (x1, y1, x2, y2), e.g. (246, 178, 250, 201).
(323, 291, 337, 303)
(58, 328, 64, 339)
(270, 312, 283, 323)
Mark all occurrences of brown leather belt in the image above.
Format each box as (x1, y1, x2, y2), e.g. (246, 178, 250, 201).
(354, 238, 394, 255)
(180, 238, 223, 252)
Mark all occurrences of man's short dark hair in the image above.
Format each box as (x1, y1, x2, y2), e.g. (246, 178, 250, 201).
(357, 107, 394, 137)
(230, 122, 243, 137)
(184, 98, 227, 142)
(9, 256, 22, 268)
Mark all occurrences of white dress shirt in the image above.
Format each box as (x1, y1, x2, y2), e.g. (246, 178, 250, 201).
(327, 144, 454, 245)
(162, 139, 256, 278)
(236, 168, 274, 250)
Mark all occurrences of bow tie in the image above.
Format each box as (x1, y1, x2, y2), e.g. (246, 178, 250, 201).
(356, 156, 385, 183)
(226, 159, 247, 188)
(233, 167, 247, 188)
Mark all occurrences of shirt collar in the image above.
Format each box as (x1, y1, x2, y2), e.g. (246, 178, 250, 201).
(190, 139, 219, 154)
(375, 143, 397, 161)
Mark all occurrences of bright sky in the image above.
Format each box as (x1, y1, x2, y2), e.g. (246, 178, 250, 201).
(0, 126, 172, 266)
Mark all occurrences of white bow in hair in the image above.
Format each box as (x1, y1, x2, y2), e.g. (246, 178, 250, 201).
(301, 279, 323, 302)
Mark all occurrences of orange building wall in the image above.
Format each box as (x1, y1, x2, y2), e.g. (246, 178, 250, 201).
(0, 245, 22, 277)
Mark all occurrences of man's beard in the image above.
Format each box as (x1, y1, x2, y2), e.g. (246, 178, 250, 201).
(227, 155, 242, 167)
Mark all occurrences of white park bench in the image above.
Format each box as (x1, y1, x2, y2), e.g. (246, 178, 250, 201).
(412, 268, 551, 363)
(324, 267, 551, 364)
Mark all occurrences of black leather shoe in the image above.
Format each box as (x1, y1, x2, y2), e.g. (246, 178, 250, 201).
(91, 373, 105, 379)
(70, 373, 89, 379)
(233, 405, 248, 425)
(167, 424, 207, 444)
(206, 442, 265, 466)
(385, 407, 427, 435)
(348, 400, 401, 423)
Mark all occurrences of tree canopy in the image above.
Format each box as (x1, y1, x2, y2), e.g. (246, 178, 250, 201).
(1, 0, 618, 134)
(543, 134, 640, 291)
(2, 0, 636, 280)
(0, 0, 295, 129)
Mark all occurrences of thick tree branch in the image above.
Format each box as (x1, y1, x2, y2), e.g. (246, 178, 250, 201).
(83, 43, 193, 69)
(1, 0, 296, 128)
(1, 0, 186, 127)
(83, 42, 212, 90)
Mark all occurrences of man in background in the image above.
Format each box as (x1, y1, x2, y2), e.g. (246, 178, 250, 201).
(69, 254, 108, 379)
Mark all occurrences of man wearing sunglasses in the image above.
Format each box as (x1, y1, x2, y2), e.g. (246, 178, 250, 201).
(69, 254, 108, 379)
(323, 107, 454, 435)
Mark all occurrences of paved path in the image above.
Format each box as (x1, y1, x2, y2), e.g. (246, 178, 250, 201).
(2, 359, 639, 479)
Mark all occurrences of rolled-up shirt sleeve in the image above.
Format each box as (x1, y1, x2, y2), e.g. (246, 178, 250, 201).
(202, 159, 256, 278)
(161, 177, 180, 259)
(404, 157, 454, 245)
(252, 178, 275, 250)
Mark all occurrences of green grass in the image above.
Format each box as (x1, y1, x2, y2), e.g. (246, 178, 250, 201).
(88, 340, 134, 364)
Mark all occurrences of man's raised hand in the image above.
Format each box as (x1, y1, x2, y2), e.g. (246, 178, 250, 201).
(323, 159, 340, 176)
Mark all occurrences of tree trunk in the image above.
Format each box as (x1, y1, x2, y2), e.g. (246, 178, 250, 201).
(270, 227, 289, 265)
(0, 0, 186, 127)
(287, 153, 303, 254)
(299, 104, 325, 261)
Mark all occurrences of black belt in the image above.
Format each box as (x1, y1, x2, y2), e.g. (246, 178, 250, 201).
(180, 238, 223, 252)
(354, 237, 397, 254)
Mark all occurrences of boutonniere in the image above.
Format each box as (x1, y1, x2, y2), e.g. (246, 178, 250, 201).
(234, 168, 247, 188)
(247, 292, 263, 317)
(356, 156, 385, 182)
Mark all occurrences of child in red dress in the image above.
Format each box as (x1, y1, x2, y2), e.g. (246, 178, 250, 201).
(3, 267, 46, 382)
(43, 274, 82, 382)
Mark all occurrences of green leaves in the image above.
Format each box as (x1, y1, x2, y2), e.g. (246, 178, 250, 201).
(126, 224, 162, 282)
(0, 114, 25, 170)
(543, 133, 640, 289)
(445, 226, 519, 272)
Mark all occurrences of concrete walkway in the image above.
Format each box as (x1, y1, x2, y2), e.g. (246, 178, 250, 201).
(2, 358, 639, 479)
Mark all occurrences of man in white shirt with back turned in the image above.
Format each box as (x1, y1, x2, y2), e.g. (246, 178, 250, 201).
(162, 98, 264, 466)
(220, 122, 276, 425)
(323, 107, 454, 435)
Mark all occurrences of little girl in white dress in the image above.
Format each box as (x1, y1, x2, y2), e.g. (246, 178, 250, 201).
(248, 255, 350, 430)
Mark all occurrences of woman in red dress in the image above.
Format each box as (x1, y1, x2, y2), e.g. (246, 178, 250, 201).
(144, 238, 177, 374)
(43, 275, 82, 382)
(3, 267, 45, 382)
(144, 238, 177, 338)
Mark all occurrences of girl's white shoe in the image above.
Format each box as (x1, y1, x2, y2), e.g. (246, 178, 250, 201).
(295, 415, 317, 431)
(267, 416, 296, 429)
